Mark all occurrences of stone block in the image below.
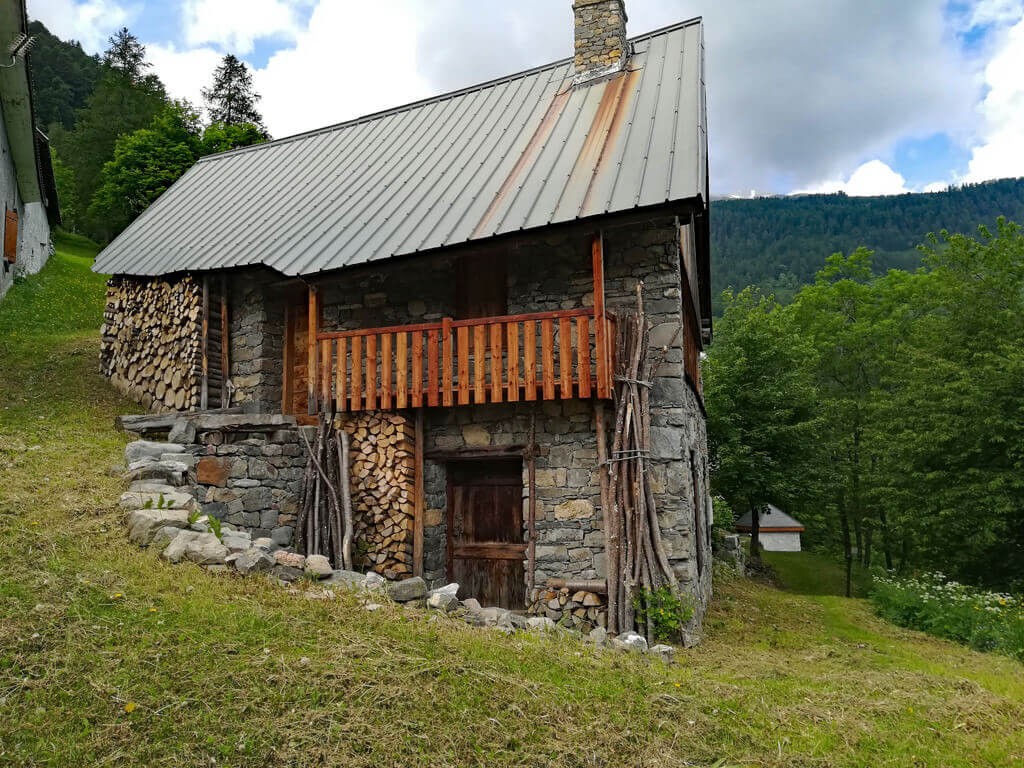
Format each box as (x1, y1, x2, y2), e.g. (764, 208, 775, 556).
(424, 508, 443, 527)
(535, 545, 568, 562)
(461, 424, 491, 447)
(554, 499, 594, 521)
(196, 457, 230, 487)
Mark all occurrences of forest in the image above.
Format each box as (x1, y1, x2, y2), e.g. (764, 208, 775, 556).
(30, 21, 267, 243)
(705, 219, 1024, 592)
(712, 178, 1024, 308)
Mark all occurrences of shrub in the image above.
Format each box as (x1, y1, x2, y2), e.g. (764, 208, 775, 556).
(634, 586, 694, 643)
(870, 572, 1023, 660)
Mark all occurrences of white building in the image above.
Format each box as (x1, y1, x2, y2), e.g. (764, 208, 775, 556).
(0, 0, 59, 303)
(735, 504, 805, 552)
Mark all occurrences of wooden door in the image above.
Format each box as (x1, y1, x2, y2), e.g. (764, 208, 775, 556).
(447, 460, 526, 609)
(282, 299, 310, 417)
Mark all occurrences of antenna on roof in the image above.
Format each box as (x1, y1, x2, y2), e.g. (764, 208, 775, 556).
(0, 33, 36, 68)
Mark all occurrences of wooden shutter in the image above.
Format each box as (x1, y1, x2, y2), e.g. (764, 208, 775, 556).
(3, 209, 18, 263)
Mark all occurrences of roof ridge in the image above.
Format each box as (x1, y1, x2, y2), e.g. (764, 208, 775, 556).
(197, 16, 703, 164)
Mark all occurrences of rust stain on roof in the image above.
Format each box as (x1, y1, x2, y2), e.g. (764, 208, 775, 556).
(577, 67, 641, 216)
(471, 87, 571, 239)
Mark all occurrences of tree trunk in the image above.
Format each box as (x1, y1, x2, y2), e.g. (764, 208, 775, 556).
(838, 487, 853, 598)
(749, 500, 761, 562)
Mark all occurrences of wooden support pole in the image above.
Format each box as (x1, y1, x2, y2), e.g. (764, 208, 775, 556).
(201, 275, 209, 410)
(307, 284, 319, 415)
(592, 233, 609, 400)
(527, 406, 537, 601)
(413, 408, 425, 578)
(595, 399, 617, 633)
(282, 302, 293, 415)
(220, 274, 230, 406)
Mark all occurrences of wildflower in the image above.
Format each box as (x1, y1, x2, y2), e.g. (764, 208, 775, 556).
(124, 702, 137, 713)
(113, 593, 123, 599)
(148, 607, 157, 613)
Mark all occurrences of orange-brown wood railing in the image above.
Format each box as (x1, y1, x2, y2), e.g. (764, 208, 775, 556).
(311, 309, 615, 413)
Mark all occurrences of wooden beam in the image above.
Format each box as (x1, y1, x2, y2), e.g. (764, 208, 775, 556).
(592, 233, 609, 399)
(220, 274, 230, 406)
(413, 408, 425, 578)
(201, 275, 209, 410)
(306, 284, 319, 415)
(281, 301, 293, 414)
(424, 445, 528, 460)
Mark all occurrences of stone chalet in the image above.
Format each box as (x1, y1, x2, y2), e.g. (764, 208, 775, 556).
(94, 2, 715, 636)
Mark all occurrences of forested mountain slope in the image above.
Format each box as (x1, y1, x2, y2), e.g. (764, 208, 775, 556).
(711, 177, 1024, 307)
(27, 20, 103, 132)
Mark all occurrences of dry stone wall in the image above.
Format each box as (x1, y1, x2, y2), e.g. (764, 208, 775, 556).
(573, 0, 629, 79)
(100, 275, 202, 411)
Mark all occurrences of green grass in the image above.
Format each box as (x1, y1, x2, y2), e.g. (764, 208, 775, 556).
(1, 247, 1023, 766)
(762, 550, 873, 598)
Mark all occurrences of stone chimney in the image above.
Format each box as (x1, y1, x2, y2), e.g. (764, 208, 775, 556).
(572, 0, 629, 84)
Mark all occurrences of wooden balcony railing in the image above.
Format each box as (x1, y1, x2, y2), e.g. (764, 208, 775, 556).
(311, 309, 615, 413)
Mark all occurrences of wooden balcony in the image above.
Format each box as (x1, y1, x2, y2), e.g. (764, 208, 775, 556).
(309, 308, 615, 413)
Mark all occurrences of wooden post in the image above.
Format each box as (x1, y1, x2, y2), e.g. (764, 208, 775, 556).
(527, 406, 537, 601)
(595, 399, 617, 634)
(307, 284, 319, 415)
(200, 275, 210, 410)
(220, 274, 230, 406)
(592, 233, 609, 399)
(282, 302, 293, 414)
(413, 408, 425, 578)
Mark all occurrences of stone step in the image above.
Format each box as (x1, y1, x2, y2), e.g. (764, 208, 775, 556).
(119, 490, 197, 512)
(125, 440, 186, 464)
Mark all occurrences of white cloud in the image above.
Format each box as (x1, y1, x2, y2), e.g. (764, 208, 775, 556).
(961, 12, 1024, 183)
(967, 0, 1024, 27)
(252, 0, 431, 139)
(147, 42, 222, 112)
(28, 0, 132, 51)
(797, 160, 911, 197)
(181, 0, 309, 54)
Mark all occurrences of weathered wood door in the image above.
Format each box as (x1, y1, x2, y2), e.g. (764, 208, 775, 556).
(447, 460, 526, 609)
(282, 300, 310, 417)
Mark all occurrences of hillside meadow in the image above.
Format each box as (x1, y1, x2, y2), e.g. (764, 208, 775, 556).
(1, 240, 1022, 767)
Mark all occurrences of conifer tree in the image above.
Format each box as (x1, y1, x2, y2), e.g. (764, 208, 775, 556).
(201, 54, 267, 135)
(103, 27, 150, 82)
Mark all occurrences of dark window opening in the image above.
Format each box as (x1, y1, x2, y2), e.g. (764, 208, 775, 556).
(455, 254, 507, 320)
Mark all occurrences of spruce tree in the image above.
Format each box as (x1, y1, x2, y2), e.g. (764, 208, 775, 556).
(201, 55, 267, 135)
(103, 27, 150, 82)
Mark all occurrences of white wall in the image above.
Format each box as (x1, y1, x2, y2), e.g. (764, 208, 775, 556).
(0, 97, 53, 302)
(759, 531, 802, 552)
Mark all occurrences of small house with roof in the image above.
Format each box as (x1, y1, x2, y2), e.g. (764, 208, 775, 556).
(95, 1, 714, 638)
(0, 0, 60, 302)
(735, 505, 806, 552)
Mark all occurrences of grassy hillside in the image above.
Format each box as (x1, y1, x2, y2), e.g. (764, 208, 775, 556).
(1, 243, 1022, 766)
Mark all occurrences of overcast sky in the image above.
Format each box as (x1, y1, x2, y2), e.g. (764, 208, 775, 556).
(28, 0, 1024, 196)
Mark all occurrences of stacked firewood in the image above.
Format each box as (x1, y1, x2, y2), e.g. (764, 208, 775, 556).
(600, 284, 679, 641)
(101, 276, 202, 412)
(343, 412, 416, 578)
(297, 409, 415, 579)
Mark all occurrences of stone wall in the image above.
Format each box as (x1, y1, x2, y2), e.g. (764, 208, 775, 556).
(572, 0, 628, 80)
(187, 418, 305, 546)
(100, 274, 203, 411)
(421, 401, 604, 589)
(227, 271, 286, 412)
(311, 218, 713, 624)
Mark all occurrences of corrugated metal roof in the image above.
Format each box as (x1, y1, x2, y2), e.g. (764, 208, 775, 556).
(94, 18, 708, 277)
(735, 505, 806, 532)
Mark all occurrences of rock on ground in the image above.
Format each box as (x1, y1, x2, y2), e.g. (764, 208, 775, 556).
(125, 440, 185, 465)
(233, 548, 275, 576)
(386, 577, 427, 603)
(304, 555, 332, 579)
(161, 531, 228, 566)
(127, 509, 190, 547)
(611, 632, 649, 653)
